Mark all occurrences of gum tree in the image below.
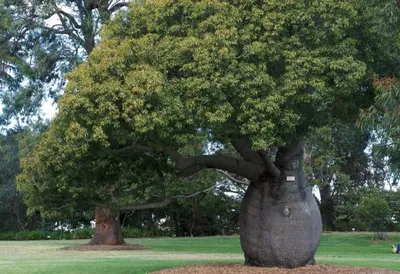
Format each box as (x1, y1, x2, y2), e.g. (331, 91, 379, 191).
(17, 107, 219, 245)
(20, 0, 392, 267)
(17, 115, 175, 244)
(0, 0, 130, 123)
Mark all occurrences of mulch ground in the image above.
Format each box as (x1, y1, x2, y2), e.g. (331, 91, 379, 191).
(60, 243, 149, 251)
(152, 264, 400, 274)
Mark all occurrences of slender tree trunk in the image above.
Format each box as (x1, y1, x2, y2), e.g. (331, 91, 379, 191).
(240, 143, 322, 268)
(319, 184, 335, 230)
(88, 207, 125, 245)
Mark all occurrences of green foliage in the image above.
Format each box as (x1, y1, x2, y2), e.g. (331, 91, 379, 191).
(122, 227, 168, 238)
(0, 124, 47, 231)
(354, 189, 392, 231)
(0, 0, 128, 124)
(357, 1, 400, 188)
(121, 167, 240, 237)
(0, 227, 173, 240)
(359, 79, 400, 189)
(167, 192, 240, 237)
(58, 0, 367, 153)
(5, 228, 94, 241)
(17, 125, 173, 218)
(304, 121, 373, 230)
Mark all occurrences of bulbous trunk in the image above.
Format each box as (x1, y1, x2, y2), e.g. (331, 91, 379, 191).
(239, 143, 322, 268)
(88, 207, 125, 245)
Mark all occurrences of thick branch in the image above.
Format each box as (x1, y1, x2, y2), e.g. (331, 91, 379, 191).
(164, 148, 264, 182)
(257, 150, 280, 178)
(116, 184, 218, 211)
(231, 136, 264, 165)
(117, 143, 264, 182)
(231, 136, 280, 178)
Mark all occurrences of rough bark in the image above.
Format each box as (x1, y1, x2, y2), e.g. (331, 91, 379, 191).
(88, 207, 125, 245)
(239, 143, 322, 268)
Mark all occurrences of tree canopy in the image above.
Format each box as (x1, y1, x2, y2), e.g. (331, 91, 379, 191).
(16, 0, 400, 267)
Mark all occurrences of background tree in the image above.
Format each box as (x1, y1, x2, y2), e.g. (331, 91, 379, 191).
(354, 189, 392, 239)
(18, 113, 227, 244)
(0, 123, 45, 231)
(17, 115, 177, 245)
(0, 130, 27, 231)
(0, 0, 130, 124)
(1, 0, 137, 238)
(304, 123, 372, 231)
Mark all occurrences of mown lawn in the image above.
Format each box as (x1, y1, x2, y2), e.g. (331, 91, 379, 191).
(0, 232, 399, 274)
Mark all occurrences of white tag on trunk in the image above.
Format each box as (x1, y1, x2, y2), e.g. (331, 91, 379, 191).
(286, 176, 295, 182)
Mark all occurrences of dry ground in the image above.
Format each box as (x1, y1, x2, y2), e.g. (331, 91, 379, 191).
(152, 263, 400, 274)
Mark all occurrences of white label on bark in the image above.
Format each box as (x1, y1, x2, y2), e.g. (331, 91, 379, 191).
(286, 176, 295, 182)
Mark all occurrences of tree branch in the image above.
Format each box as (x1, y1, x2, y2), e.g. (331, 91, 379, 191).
(43, 24, 83, 45)
(57, 9, 81, 29)
(108, 1, 130, 13)
(117, 142, 264, 182)
(173, 185, 216, 198)
(231, 136, 280, 178)
(117, 184, 218, 210)
(217, 169, 250, 185)
(164, 147, 264, 182)
(231, 136, 264, 165)
(257, 149, 280, 178)
(117, 142, 158, 157)
(120, 197, 172, 210)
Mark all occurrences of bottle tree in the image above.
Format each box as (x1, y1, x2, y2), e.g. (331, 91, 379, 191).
(19, 0, 398, 267)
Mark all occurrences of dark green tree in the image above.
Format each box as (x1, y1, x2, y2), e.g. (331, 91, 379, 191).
(354, 189, 392, 239)
(0, 124, 46, 231)
(0, 0, 130, 124)
(17, 117, 176, 244)
(304, 123, 372, 230)
(0, 130, 26, 231)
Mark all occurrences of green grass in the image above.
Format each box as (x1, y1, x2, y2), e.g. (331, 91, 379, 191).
(0, 233, 399, 273)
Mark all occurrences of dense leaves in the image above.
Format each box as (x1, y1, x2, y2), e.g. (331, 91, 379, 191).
(67, 0, 366, 151)
(0, 125, 46, 231)
(17, 121, 174, 218)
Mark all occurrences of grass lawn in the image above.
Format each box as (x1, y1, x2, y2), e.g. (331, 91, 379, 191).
(0, 232, 399, 273)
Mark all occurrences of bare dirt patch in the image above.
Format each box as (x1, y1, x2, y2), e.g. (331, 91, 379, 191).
(60, 243, 149, 251)
(152, 263, 400, 274)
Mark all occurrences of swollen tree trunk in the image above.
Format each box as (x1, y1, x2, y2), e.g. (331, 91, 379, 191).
(240, 143, 322, 268)
(88, 207, 125, 245)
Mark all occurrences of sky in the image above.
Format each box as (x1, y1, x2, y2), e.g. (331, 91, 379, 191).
(41, 97, 58, 120)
